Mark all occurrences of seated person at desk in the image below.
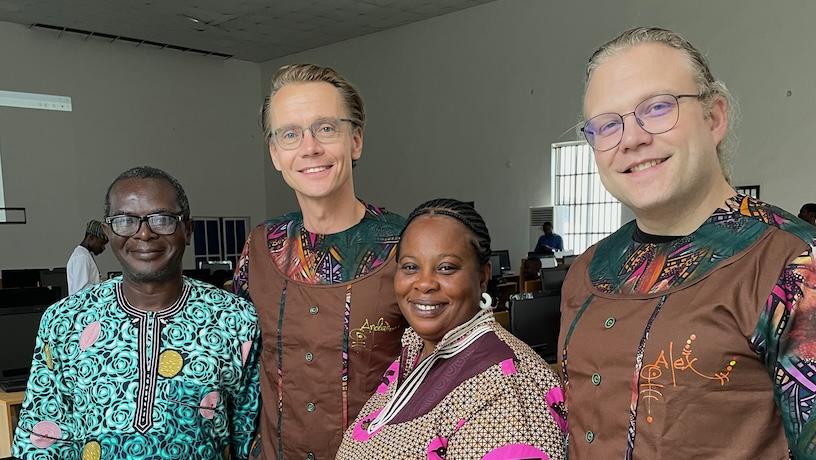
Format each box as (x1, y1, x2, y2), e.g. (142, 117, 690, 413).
(13, 166, 260, 459)
(337, 199, 566, 459)
(534, 222, 563, 253)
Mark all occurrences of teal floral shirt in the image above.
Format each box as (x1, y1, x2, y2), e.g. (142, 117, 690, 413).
(13, 277, 260, 460)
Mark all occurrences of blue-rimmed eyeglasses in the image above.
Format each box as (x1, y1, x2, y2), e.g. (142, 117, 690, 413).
(272, 117, 357, 150)
(104, 213, 184, 237)
(581, 93, 705, 152)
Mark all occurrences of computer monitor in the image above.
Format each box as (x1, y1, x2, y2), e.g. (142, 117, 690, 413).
(489, 254, 502, 278)
(1, 269, 44, 288)
(509, 293, 561, 363)
(199, 260, 233, 273)
(540, 268, 568, 293)
(0, 304, 48, 387)
(562, 255, 578, 267)
(0, 287, 61, 308)
(490, 250, 511, 272)
(39, 268, 68, 299)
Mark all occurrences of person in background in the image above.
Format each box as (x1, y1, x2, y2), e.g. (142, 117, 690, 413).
(798, 203, 816, 225)
(337, 199, 566, 459)
(234, 64, 405, 459)
(534, 221, 564, 253)
(559, 26, 816, 459)
(14, 166, 260, 459)
(66, 220, 108, 295)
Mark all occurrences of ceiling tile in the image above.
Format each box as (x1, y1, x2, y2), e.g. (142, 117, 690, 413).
(0, 0, 497, 61)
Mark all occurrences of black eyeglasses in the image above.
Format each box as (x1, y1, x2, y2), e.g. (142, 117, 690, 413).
(271, 117, 356, 150)
(104, 213, 184, 237)
(581, 93, 704, 152)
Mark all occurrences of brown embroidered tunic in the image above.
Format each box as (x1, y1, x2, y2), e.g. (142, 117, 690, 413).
(559, 195, 816, 459)
(234, 203, 406, 459)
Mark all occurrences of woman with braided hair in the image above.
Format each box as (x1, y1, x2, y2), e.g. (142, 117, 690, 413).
(337, 199, 566, 459)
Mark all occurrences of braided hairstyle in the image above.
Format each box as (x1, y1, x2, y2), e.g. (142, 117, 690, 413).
(398, 198, 491, 266)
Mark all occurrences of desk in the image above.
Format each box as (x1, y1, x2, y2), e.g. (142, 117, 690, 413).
(0, 390, 24, 457)
(496, 274, 519, 290)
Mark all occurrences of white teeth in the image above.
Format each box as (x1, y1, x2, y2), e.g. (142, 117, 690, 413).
(630, 159, 662, 173)
(415, 303, 442, 311)
(302, 166, 329, 174)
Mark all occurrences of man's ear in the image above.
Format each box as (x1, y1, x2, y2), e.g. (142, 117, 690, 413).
(102, 224, 113, 242)
(350, 127, 363, 162)
(707, 96, 728, 146)
(184, 219, 193, 245)
(269, 142, 282, 171)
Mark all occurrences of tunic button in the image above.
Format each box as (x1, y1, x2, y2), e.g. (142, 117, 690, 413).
(306, 402, 316, 412)
(585, 430, 595, 443)
(305, 352, 314, 362)
(306, 453, 315, 460)
(591, 373, 602, 386)
(604, 317, 616, 329)
(309, 306, 319, 315)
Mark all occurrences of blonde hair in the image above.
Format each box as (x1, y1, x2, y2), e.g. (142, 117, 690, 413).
(261, 64, 365, 143)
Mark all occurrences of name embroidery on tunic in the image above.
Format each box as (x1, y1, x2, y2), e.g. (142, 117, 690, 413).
(350, 318, 398, 348)
(640, 333, 737, 424)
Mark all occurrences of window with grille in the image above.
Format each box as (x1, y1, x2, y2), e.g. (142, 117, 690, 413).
(192, 216, 249, 269)
(552, 141, 621, 254)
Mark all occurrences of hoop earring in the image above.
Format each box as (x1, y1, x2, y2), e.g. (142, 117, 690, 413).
(479, 292, 493, 310)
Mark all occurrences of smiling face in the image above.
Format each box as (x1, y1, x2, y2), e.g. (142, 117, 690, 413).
(267, 81, 362, 205)
(104, 178, 191, 283)
(394, 215, 490, 351)
(583, 43, 728, 218)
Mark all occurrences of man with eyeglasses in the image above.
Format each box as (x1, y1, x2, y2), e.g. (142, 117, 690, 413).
(14, 166, 260, 459)
(233, 64, 405, 459)
(558, 27, 816, 459)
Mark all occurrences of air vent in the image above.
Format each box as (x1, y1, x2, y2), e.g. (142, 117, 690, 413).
(529, 206, 554, 226)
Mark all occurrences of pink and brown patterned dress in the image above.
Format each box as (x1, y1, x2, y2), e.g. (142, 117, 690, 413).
(337, 317, 567, 459)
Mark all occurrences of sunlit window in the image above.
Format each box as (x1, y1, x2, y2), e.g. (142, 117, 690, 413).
(552, 141, 621, 254)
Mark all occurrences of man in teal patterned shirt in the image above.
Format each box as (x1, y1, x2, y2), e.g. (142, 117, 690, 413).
(13, 166, 260, 459)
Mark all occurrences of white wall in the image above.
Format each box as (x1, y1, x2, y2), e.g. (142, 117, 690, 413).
(260, 0, 816, 266)
(3, 0, 813, 277)
(0, 21, 267, 276)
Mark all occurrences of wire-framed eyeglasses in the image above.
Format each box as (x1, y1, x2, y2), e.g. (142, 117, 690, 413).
(271, 117, 357, 150)
(581, 93, 704, 152)
(104, 213, 185, 237)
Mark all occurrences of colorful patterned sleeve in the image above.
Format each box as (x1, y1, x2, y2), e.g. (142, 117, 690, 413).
(233, 234, 252, 301)
(13, 303, 80, 459)
(751, 250, 816, 459)
(228, 299, 262, 460)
